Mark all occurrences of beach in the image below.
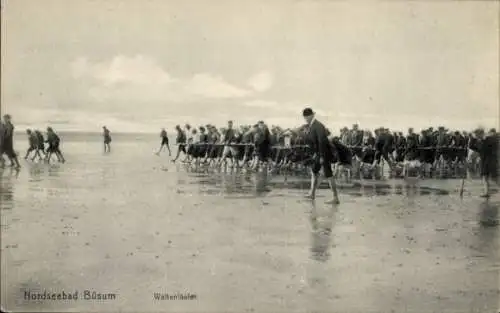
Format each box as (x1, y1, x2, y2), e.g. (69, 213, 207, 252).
(1, 134, 499, 312)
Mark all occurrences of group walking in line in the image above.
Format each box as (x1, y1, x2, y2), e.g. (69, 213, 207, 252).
(0, 114, 66, 168)
(1, 109, 498, 198)
(166, 108, 499, 199)
(24, 126, 66, 164)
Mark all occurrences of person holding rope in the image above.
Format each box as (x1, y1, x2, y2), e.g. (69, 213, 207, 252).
(218, 120, 239, 169)
(254, 120, 272, 171)
(478, 128, 499, 198)
(302, 108, 340, 204)
(171, 125, 187, 163)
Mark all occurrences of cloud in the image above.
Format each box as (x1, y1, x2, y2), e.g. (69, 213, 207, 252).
(243, 100, 278, 108)
(247, 71, 274, 92)
(188, 73, 250, 98)
(72, 55, 172, 86)
(71, 55, 251, 102)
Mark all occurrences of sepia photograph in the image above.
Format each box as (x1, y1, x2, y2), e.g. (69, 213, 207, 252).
(1, 0, 499, 312)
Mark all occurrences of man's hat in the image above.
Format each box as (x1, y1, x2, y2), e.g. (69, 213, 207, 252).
(302, 108, 314, 117)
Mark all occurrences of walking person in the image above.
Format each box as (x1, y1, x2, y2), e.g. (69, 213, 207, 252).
(34, 130, 46, 159)
(45, 127, 65, 163)
(156, 128, 171, 156)
(302, 108, 340, 204)
(171, 125, 187, 163)
(1, 115, 21, 169)
(253, 120, 272, 171)
(24, 129, 43, 161)
(478, 128, 499, 198)
(103, 126, 112, 153)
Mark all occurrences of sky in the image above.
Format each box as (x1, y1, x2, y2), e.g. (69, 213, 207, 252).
(1, 0, 498, 133)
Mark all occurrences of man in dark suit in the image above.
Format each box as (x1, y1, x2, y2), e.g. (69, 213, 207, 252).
(303, 108, 340, 204)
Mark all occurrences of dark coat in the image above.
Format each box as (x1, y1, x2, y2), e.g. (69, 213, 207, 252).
(307, 119, 333, 161)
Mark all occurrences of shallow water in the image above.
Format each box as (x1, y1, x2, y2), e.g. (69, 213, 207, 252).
(1, 136, 499, 312)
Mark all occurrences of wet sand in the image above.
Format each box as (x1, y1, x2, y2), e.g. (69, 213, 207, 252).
(1, 138, 499, 312)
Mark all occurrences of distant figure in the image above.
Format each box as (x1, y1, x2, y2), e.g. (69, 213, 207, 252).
(45, 127, 65, 163)
(156, 128, 171, 156)
(1, 114, 21, 169)
(24, 129, 43, 161)
(103, 126, 112, 153)
(302, 108, 339, 204)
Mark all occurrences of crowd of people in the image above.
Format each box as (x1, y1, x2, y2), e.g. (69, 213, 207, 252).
(166, 118, 496, 176)
(1, 110, 498, 198)
(162, 109, 498, 199)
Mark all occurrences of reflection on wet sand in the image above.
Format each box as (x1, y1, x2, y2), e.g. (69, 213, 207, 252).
(309, 200, 337, 263)
(479, 198, 499, 227)
(28, 164, 45, 183)
(182, 168, 452, 199)
(1, 169, 18, 211)
(0, 169, 18, 234)
(47, 164, 61, 177)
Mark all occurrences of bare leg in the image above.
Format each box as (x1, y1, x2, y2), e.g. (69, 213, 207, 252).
(325, 176, 340, 204)
(172, 146, 184, 162)
(57, 150, 66, 163)
(10, 152, 21, 168)
(25, 148, 33, 160)
(481, 177, 490, 197)
(305, 170, 320, 199)
(31, 150, 41, 162)
(181, 145, 190, 162)
(37, 148, 46, 160)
